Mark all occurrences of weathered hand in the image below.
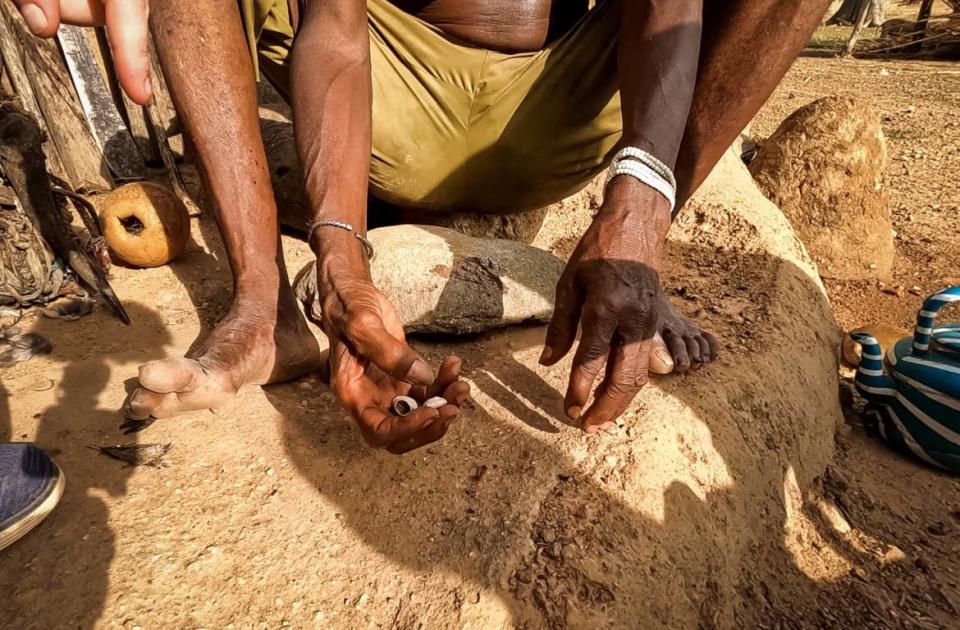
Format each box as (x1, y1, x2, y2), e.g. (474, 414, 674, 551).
(11, 0, 152, 104)
(539, 178, 673, 432)
(319, 269, 469, 453)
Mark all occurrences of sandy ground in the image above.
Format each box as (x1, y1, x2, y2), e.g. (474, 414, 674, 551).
(2, 53, 960, 629)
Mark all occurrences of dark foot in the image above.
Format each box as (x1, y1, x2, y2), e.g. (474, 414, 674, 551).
(125, 286, 324, 418)
(649, 294, 719, 374)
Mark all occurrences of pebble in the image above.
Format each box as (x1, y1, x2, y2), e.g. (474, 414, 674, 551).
(545, 542, 563, 560)
(515, 569, 533, 584)
(927, 521, 949, 536)
(540, 528, 557, 544)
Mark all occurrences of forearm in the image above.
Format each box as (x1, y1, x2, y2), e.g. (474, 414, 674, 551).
(618, 0, 703, 171)
(290, 0, 371, 277)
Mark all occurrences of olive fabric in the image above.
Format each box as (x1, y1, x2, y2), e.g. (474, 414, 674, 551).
(240, 0, 623, 212)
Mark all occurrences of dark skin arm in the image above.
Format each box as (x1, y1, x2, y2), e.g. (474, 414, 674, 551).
(291, 0, 468, 453)
(541, 0, 706, 431)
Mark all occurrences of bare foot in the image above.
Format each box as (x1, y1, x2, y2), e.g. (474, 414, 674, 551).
(125, 288, 324, 419)
(648, 295, 719, 374)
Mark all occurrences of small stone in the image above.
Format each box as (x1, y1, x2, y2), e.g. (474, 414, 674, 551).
(265, 468, 274, 476)
(539, 528, 557, 544)
(515, 569, 533, 584)
(927, 521, 949, 536)
(916, 557, 931, 572)
(545, 543, 563, 560)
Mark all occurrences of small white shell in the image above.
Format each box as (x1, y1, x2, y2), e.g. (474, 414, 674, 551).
(423, 396, 448, 409)
(391, 395, 418, 416)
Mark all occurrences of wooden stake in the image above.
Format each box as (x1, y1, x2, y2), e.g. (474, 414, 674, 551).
(842, 0, 871, 57)
(0, 2, 111, 192)
(88, 27, 159, 165)
(912, 0, 935, 50)
(144, 38, 198, 214)
(0, 7, 69, 182)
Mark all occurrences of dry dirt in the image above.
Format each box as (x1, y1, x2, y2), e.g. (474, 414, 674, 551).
(1, 54, 959, 629)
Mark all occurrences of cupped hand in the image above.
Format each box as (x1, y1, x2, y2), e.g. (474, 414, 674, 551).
(320, 272, 470, 454)
(539, 177, 673, 433)
(11, 0, 152, 104)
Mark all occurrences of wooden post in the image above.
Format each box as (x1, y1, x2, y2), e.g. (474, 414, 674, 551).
(144, 38, 198, 214)
(88, 27, 160, 165)
(842, 0, 871, 57)
(0, 2, 112, 192)
(913, 0, 935, 47)
(0, 8, 70, 182)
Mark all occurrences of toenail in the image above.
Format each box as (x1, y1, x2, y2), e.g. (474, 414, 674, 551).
(655, 348, 674, 366)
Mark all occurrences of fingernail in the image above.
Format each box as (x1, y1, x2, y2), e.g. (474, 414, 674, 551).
(539, 347, 554, 365)
(21, 4, 48, 35)
(566, 405, 582, 421)
(407, 359, 435, 385)
(142, 75, 153, 102)
(655, 348, 674, 367)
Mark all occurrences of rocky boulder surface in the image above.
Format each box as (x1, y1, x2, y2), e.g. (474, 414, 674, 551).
(749, 96, 893, 280)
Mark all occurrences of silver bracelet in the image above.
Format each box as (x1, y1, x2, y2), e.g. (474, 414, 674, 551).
(307, 219, 375, 261)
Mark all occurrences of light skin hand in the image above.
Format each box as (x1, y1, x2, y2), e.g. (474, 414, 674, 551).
(10, 0, 152, 104)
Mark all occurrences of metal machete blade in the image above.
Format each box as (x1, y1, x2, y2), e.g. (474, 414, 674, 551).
(57, 25, 145, 182)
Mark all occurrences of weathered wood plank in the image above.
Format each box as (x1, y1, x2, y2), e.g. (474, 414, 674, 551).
(0, 2, 111, 191)
(0, 7, 69, 181)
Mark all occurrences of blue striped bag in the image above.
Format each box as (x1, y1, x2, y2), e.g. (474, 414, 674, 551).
(852, 286, 960, 472)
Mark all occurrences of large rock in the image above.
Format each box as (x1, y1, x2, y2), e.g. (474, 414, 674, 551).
(3, 145, 852, 630)
(294, 226, 564, 334)
(749, 96, 892, 280)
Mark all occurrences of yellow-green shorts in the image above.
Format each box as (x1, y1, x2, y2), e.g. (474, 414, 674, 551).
(241, 0, 623, 212)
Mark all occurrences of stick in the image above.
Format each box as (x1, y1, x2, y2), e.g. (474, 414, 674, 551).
(0, 101, 129, 324)
(842, 0, 871, 57)
(912, 0, 935, 50)
(144, 39, 199, 215)
(89, 27, 159, 165)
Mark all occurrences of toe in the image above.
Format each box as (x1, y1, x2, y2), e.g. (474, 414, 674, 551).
(648, 332, 675, 375)
(685, 335, 703, 365)
(703, 331, 720, 360)
(664, 331, 691, 372)
(697, 335, 714, 363)
(125, 387, 166, 419)
(138, 357, 204, 394)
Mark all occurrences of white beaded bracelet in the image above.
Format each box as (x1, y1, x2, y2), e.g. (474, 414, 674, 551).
(612, 146, 677, 192)
(605, 146, 678, 215)
(606, 157, 676, 214)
